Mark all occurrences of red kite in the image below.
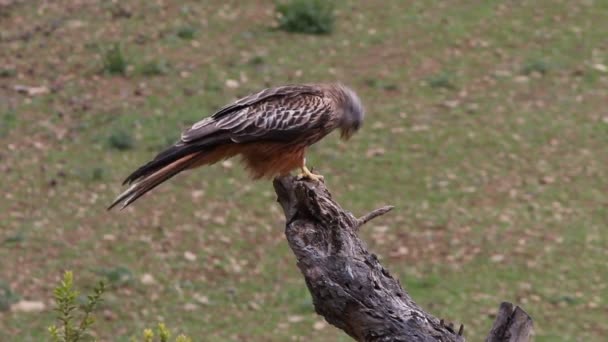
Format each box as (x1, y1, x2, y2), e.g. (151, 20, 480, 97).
(109, 83, 364, 209)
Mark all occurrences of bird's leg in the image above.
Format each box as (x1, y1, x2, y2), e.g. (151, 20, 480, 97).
(297, 158, 324, 182)
(300, 165, 324, 182)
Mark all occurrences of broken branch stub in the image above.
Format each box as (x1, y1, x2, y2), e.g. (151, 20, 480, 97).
(272, 176, 532, 342)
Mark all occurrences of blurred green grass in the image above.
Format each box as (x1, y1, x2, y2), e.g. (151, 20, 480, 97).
(1, 0, 607, 341)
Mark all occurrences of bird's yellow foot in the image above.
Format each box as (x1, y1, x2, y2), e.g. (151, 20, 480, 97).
(297, 166, 324, 182)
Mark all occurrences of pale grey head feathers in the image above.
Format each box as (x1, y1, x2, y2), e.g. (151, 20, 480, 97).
(336, 84, 365, 140)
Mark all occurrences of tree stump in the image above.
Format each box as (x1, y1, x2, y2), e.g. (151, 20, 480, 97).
(273, 176, 533, 342)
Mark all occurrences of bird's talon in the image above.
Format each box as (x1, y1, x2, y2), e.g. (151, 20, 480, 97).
(297, 173, 324, 182)
(310, 174, 324, 182)
(297, 166, 324, 182)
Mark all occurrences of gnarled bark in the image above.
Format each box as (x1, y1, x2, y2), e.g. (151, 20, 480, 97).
(273, 176, 533, 342)
(486, 302, 534, 342)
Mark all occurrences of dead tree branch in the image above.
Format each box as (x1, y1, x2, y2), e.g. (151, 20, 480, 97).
(273, 176, 533, 342)
(486, 302, 533, 342)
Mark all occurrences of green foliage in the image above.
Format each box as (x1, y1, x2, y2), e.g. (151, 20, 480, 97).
(47, 272, 191, 342)
(0, 111, 17, 138)
(96, 266, 134, 287)
(521, 58, 550, 75)
(2, 230, 26, 245)
(48, 271, 105, 342)
(102, 44, 128, 75)
(176, 26, 196, 40)
(131, 323, 192, 342)
(107, 129, 135, 151)
(174, 335, 192, 342)
(247, 55, 265, 66)
(550, 295, 578, 305)
(203, 71, 222, 92)
(426, 71, 457, 89)
(138, 60, 170, 76)
(0, 281, 20, 312)
(90, 167, 105, 181)
(0, 67, 16, 78)
(582, 69, 599, 85)
(276, 0, 335, 35)
(363, 78, 399, 91)
(75, 166, 106, 183)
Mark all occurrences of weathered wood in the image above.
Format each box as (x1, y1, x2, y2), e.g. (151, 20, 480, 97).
(486, 303, 533, 342)
(273, 176, 533, 342)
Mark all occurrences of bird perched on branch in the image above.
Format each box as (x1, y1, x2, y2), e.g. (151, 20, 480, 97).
(108, 83, 364, 210)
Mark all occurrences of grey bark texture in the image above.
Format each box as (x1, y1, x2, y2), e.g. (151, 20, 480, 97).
(273, 176, 533, 342)
(485, 302, 534, 342)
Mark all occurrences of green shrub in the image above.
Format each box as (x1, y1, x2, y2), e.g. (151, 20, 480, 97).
(0, 67, 16, 78)
(426, 72, 456, 90)
(247, 55, 265, 66)
(107, 129, 135, 151)
(48, 271, 105, 342)
(0, 280, 20, 311)
(48, 272, 191, 341)
(133, 323, 192, 342)
(139, 60, 169, 76)
(91, 167, 105, 181)
(0, 111, 17, 138)
(102, 44, 128, 75)
(176, 26, 196, 40)
(363, 78, 398, 91)
(96, 266, 134, 287)
(2, 230, 25, 245)
(276, 0, 335, 35)
(75, 166, 106, 182)
(521, 58, 550, 75)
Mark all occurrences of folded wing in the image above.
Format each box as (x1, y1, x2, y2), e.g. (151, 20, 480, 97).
(109, 84, 329, 210)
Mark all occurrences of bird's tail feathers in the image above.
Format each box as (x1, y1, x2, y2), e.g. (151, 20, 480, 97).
(107, 154, 199, 210)
(123, 144, 197, 185)
(123, 135, 229, 186)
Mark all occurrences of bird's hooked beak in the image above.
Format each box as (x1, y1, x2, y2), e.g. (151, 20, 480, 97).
(340, 128, 355, 140)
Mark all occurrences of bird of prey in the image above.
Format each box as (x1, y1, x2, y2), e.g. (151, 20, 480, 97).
(108, 83, 364, 210)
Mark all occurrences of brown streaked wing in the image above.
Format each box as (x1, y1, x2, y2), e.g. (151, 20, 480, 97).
(212, 84, 323, 119)
(181, 84, 323, 143)
(219, 93, 330, 143)
(180, 116, 220, 143)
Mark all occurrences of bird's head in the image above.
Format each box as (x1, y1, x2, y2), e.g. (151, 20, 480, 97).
(337, 84, 365, 140)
